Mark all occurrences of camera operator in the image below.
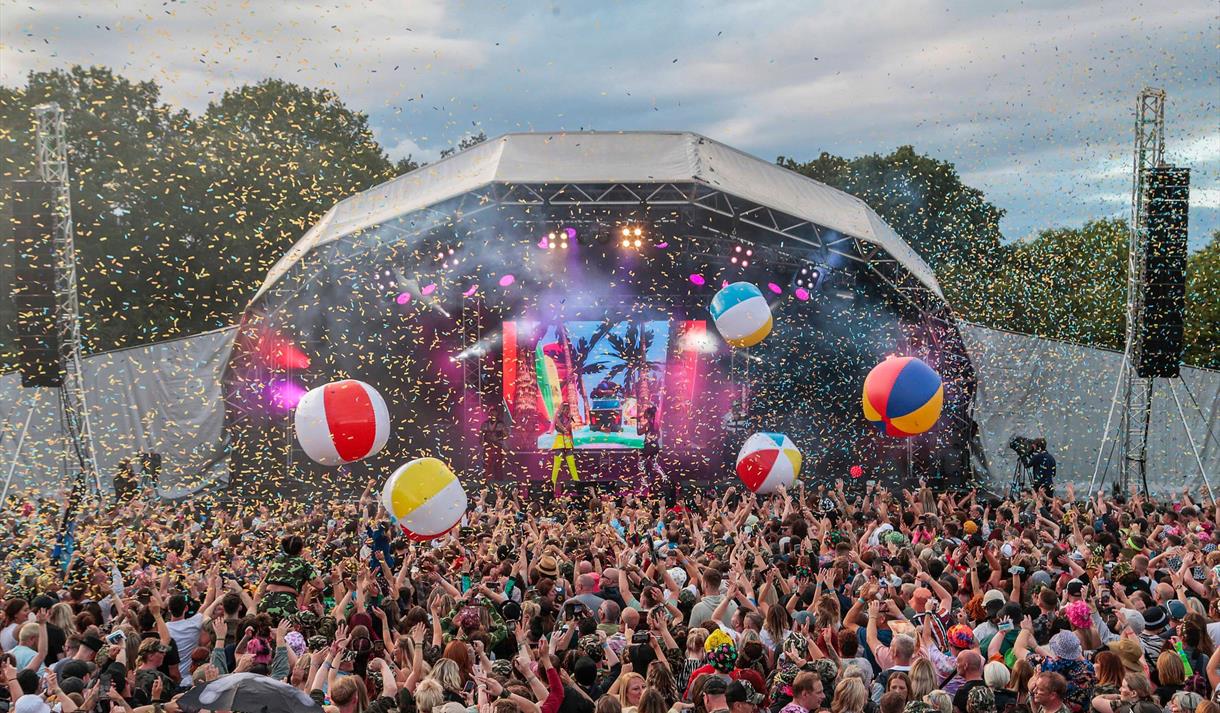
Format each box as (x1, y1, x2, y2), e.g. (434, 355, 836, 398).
(1024, 437, 1056, 496)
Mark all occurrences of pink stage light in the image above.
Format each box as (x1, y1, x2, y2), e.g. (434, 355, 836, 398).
(499, 274, 515, 287)
(462, 285, 478, 297)
(794, 287, 810, 301)
(564, 227, 577, 239)
(537, 236, 549, 248)
(767, 282, 782, 294)
(395, 292, 411, 304)
(656, 241, 669, 249)
(265, 378, 306, 412)
(689, 274, 706, 286)
(421, 283, 437, 296)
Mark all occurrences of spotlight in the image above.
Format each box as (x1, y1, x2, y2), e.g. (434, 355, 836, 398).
(741, 260, 749, 267)
(547, 241, 556, 250)
(731, 256, 738, 264)
(622, 227, 631, 237)
(745, 249, 753, 257)
(622, 239, 632, 248)
(633, 239, 642, 248)
(735, 246, 742, 253)
(633, 227, 642, 236)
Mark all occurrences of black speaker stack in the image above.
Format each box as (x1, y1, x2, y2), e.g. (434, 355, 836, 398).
(1137, 166, 1190, 379)
(7, 180, 63, 388)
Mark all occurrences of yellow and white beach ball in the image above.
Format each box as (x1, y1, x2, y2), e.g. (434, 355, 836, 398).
(381, 458, 467, 541)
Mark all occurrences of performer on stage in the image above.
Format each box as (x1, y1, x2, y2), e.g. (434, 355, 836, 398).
(550, 402, 579, 493)
(639, 405, 664, 491)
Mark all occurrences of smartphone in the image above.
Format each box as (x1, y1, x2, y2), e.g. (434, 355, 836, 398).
(1100, 590, 1112, 605)
(106, 630, 126, 645)
(98, 673, 113, 713)
(632, 630, 651, 645)
(464, 680, 476, 694)
(504, 576, 517, 598)
(998, 620, 1014, 632)
(461, 575, 471, 594)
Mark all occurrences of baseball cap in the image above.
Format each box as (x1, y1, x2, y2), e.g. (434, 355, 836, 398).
(702, 676, 729, 695)
(1065, 579, 1085, 597)
(726, 680, 764, 705)
(982, 589, 1006, 606)
(1119, 608, 1145, 635)
(138, 639, 170, 656)
(81, 634, 105, 652)
(1165, 600, 1187, 620)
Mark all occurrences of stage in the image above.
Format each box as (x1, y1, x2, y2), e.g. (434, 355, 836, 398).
(222, 132, 980, 498)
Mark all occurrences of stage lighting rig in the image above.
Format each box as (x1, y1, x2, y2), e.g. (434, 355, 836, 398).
(730, 244, 753, 268)
(620, 225, 645, 249)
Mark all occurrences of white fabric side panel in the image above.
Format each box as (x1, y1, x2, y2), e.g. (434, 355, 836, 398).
(961, 324, 1220, 496)
(0, 327, 236, 500)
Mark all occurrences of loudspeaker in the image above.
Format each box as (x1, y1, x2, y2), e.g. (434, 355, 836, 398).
(9, 181, 63, 387)
(1137, 166, 1189, 379)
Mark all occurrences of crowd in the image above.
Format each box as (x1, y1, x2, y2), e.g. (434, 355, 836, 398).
(2, 478, 1220, 713)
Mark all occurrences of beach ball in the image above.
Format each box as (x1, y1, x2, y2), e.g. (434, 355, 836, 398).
(381, 457, 467, 541)
(710, 282, 772, 348)
(862, 356, 943, 437)
(736, 432, 802, 494)
(850, 464, 864, 479)
(294, 380, 390, 466)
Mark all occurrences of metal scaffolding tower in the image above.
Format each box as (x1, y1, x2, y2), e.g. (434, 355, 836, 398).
(1090, 88, 1216, 502)
(33, 103, 101, 499)
(1118, 88, 1165, 493)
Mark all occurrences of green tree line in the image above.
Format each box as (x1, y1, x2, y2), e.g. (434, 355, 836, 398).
(780, 151, 1218, 369)
(1, 67, 1215, 370)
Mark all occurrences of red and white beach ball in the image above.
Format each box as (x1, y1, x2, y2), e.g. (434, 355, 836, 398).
(294, 380, 390, 466)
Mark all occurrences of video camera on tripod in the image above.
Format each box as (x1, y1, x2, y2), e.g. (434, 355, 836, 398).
(1008, 435, 1036, 460)
(1007, 434, 1036, 496)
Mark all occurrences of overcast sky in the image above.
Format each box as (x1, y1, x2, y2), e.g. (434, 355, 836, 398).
(2, 0, 1216, 246)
